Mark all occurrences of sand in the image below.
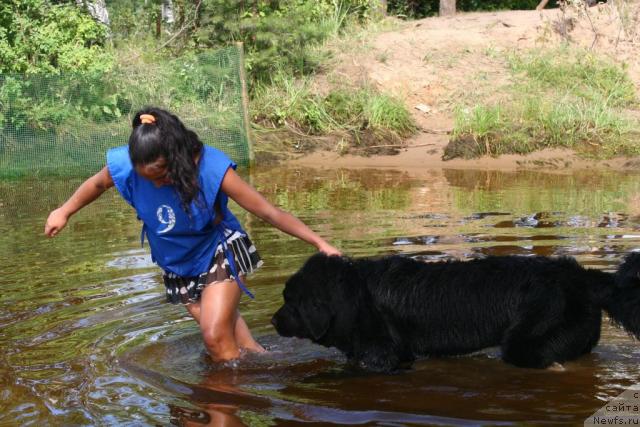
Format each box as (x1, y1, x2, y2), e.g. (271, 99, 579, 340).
(287, 3, 640, 172)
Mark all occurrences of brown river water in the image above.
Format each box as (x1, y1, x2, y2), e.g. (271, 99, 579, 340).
(1, 166, 640, 426)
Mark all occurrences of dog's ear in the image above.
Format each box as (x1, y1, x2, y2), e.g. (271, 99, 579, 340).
(300, 299, 332, 341)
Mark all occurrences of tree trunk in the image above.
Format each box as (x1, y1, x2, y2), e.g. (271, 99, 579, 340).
(156, 8, 162, 38)
(536, 0, 550, 10)
(439, 0, 456, 16)
(376, 0, 388, 16)
(162, 0, 175, 24)
(76, 0, 110, 26)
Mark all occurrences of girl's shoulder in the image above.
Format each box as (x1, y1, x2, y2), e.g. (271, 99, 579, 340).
(106, 145, 130, 160)
(106, 145, 133, 176)
(105, 145, 134, 205)
(201, 145, 236, 173)
(203, 145, 231, 161)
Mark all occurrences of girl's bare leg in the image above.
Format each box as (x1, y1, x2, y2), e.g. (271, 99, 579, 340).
(185, 301, 201, 322)
(198, 281, 242, 361)
(233, 315, 266, 353)
(185, 282, 265, 355)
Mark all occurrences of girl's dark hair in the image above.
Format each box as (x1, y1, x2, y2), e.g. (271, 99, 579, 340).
(129, 107, 204, 214)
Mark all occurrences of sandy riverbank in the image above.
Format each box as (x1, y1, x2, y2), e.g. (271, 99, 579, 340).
(279, 4, 640, 172)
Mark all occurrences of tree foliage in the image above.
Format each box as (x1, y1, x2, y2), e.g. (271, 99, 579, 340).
(0, 0, 113, 74)
(108, 0, 371, 82)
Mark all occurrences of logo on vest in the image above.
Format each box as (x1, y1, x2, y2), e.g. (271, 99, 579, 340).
(157, 204, 176, 234)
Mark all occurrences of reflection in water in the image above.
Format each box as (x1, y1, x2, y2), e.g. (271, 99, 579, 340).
(124, 329, 640, 425)
(1, 167, 640, 425)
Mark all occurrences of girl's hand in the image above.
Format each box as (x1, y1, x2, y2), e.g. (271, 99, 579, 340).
(43, 166, 113, 238)
(317, 242, 342, 257)
(45, 208, 69, 237)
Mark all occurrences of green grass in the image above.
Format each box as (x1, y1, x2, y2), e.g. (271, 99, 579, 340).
(252, 71, 416, 150)
(447, 47, 640, 160)
(508, 48, 636, 108)
(249, 12, 414, 153)
(365, 93, 416, 135)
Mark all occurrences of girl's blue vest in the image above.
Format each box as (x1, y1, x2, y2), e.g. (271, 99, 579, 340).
(107, 145, 245, 278)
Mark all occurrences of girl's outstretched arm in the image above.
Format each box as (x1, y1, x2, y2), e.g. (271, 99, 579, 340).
(221, 168, 341, 256)
(44, 166, 114, 237)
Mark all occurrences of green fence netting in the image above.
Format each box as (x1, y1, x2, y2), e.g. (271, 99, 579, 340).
(0, 44, 253, 179)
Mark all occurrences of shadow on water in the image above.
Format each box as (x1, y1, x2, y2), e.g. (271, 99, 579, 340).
(3, 166, 640, 425)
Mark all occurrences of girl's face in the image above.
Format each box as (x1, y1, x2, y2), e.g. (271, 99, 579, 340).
(135, 157, 171, 187)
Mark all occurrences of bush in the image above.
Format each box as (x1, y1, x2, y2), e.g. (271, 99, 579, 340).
(182, 0, 370, 82)
(0, 0, 113, 74)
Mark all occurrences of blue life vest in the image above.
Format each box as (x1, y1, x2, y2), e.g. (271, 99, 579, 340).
(106, 145, 254, 298)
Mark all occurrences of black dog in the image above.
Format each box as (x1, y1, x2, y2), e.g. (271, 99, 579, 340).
(271, 253, 640, 372)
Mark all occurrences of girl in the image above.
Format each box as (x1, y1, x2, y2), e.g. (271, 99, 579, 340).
(44, 107, 341, 361)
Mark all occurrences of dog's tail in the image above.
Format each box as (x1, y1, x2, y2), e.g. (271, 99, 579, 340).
(596, 252, 640, 340)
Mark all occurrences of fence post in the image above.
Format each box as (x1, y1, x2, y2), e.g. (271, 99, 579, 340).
(236, 42, 255, 167)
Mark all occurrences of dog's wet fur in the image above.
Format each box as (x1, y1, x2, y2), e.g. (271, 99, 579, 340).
(272, 253, 640, 372)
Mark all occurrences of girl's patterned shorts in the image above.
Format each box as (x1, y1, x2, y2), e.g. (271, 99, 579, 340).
(163, 229, 263, 305)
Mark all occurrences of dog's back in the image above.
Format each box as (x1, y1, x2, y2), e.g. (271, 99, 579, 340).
(354, 255, 617, 363)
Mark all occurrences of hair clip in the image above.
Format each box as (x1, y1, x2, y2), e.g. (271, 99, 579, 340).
(140, 114, 156, 125)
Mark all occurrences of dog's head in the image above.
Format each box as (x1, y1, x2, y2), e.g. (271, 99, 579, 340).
(271, 253, 358, 347)
(616, 252, 640, 288)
